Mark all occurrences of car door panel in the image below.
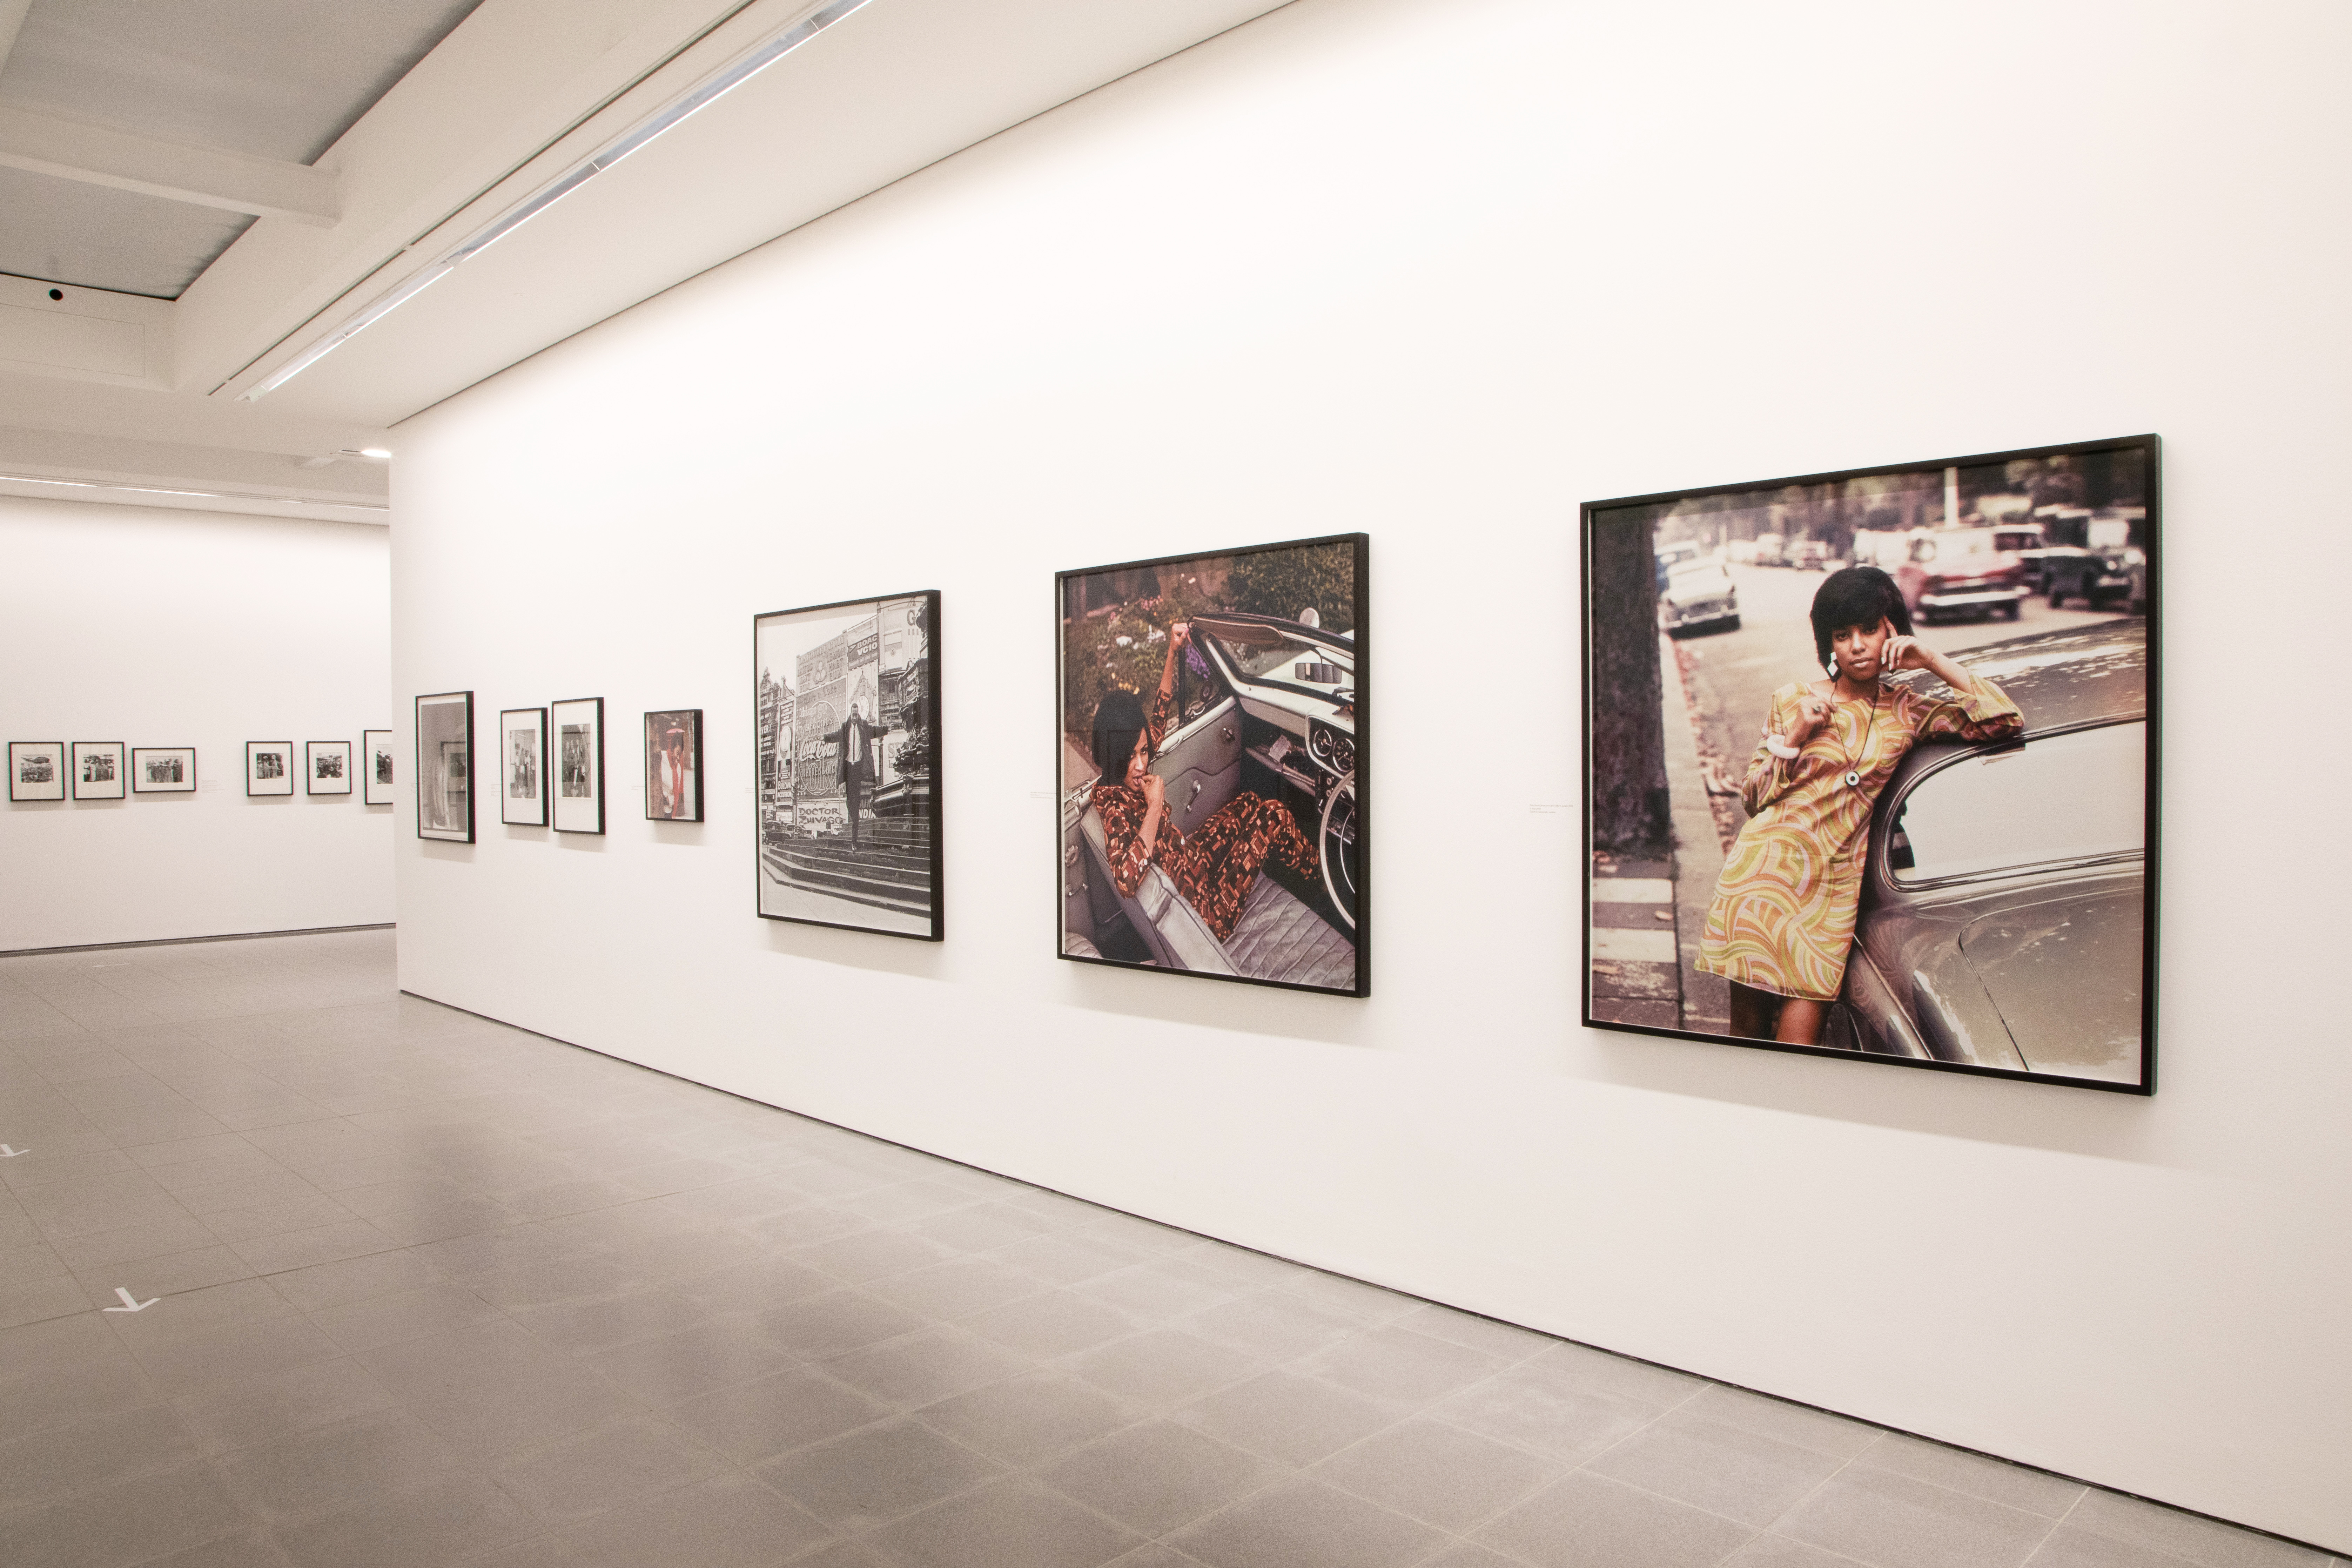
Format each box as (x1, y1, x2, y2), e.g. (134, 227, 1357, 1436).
(1155, 696, 1242, 838)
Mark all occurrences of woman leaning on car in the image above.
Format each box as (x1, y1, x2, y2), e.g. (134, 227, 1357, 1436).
(1696, 566, 2024, 1047)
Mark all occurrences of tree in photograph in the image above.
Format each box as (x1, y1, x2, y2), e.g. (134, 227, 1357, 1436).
(1225, 543, 1356, 633)
(1590, 512, 1671, 856)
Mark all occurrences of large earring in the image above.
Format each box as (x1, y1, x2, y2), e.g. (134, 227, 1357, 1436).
(1826, 656, 1839, 678)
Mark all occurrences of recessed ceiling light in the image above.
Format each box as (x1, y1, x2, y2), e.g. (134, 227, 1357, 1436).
(359, 447, 392, 459)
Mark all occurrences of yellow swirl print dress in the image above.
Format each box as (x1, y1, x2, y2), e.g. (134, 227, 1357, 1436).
(1696, 675, 2023, 1002)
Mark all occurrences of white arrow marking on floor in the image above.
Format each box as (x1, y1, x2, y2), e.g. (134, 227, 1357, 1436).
(102, 1288, 157, 1313)
(0, 1145, 27, 1156)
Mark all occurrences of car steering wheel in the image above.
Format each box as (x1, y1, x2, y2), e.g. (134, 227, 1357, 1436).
(1319, 772, 1359, 931)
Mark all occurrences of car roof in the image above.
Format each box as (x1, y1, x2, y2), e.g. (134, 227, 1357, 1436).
(1892, 619, 2146, 734)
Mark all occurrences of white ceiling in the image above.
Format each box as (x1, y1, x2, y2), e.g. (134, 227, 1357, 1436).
(0, 0, 1292, 517)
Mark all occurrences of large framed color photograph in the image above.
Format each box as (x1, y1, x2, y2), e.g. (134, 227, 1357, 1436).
(1057, 534, 1366, 997)
(1582, 436, 2158, 1092)
(754, 593, 939, 940)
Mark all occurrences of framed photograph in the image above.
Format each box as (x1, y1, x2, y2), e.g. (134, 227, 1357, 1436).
(754, 592, 940, 940)
(71, 741, 126, 800)
(1056, 536, 1366, 996)
(1581, 435, 2158, 1093)
(499, 708, 547, 827)
(132, 747, 196, 793)
(416, 691, 474, 841)
(9, 741, 66, 802)
(550, 697, 604, 835)
(362, 729, 395, 805)
(305, 740, 352, 795)
(246, 741, 295, 797)
(645, 709, 703, 822)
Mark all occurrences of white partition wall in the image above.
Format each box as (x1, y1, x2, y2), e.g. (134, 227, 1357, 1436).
(390, 0, 2352, 1548)
(0, 497, 393, 950)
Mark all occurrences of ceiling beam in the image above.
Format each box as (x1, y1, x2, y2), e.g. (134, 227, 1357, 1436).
(0, 106, 340, 227)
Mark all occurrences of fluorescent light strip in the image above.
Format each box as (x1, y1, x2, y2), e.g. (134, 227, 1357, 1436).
(2, 472, 385, 511)
(239, 0, 872, 403)
(0, 473, 97, 487)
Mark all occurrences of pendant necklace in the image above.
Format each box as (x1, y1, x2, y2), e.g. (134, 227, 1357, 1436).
(1834, 685, 1882, 789)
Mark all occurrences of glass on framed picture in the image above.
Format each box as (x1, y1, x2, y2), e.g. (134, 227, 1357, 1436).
(246, 741, 295, 797)
(644, 709, 703, 822)
(362, 729, 394, 805)
(72, 741, 126, 800)
(132, 747, 196, 793)
(306, 740, 352, 795)
(500, 707, 547, 827)
(550, 697, 604, 834)
(9, 741, 66, 802)
(416, 691, 474, 841)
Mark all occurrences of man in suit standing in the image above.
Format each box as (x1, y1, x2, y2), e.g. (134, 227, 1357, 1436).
(828, 701, 881, 851)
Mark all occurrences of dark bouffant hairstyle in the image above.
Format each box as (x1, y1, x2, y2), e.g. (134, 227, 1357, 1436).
(1809, 566, 1912, 668)
(1091, 689, 1147, 788)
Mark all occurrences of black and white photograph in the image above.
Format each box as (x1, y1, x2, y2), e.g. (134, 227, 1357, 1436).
(363, 729, 395, 805)
(1058, 536, 1366, 996)
(755, 592, 939, 940)
(132, 747, 196, 793)
(499, 707, 547, 827)
(550, 696, 604, 835)
(246, 740, 295, 797)
(416, 691, 473, 841)
(644, 708, 702, 822)
(1583, 436, 2158, 1092)
(9, 741, 66, 802)
(306, 740, 352, 795)
(72, 741, 126, 800)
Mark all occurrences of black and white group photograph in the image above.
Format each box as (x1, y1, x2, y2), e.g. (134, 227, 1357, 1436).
(1057, 535, 1366, 996)
(246, 740, 295, 796)
(644, 708, 703, 822)
(306, 739, 352, 795)
(133, 746, 196, 792)
(500, 707, 547, 827)
(551, 696, 604, 834)
(416, 691, 473, 841)
(72, 740, 125, 800)
(1584, 436, 2157, 1090)
(9, 741, 66, 802)
(754, 593, 940, 939)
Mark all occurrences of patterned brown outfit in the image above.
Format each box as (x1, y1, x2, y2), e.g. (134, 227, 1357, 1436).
(1094, 689, 1318, 942)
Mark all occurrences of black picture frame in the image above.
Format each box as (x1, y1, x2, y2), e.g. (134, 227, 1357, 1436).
(71, 741, 126, 800)
(131, 747, 196, 793)
(246, 741, 295, 797)
(550, 697, 604, 835)
(644, 708, 704, 822)
(753, 591, 941, 942)
(305, 740, 352, 795)
(9, 741, 66, 802)
(362, 729, 394, 805)
(416, 690, 474, 842)
(1055, 533, 1369, 998)
(499, 707, 549, 827)
(1579, 434, 2158, 1094)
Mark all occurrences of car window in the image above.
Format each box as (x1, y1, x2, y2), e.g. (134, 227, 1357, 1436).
(1888, 721, 2144, 883)
(1202, 625, 1349, 690)
(1175, 634, 1230, 728)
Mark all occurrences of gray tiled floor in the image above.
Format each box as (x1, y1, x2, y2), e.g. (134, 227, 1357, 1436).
(0, 931, 2336, 1568)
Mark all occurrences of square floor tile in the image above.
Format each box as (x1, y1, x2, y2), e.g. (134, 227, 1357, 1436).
(1070, 1328, 1264, 1408)
(1586, 1409, 1849, 1527)
(1429, 1361, 1666, 1463)
(267, 1467, 542, 1568)
(491, 1414, 732, 1524)
(212, 1407, 465, 1517)
(1309, 1414, 1559, 1531)
(557, 1472, 831, 1568)
(171, 1357, 397, 1452)
(0, 1402, 207, 1513)
(1179, 1371, 1400, 1466)
(585, 1320, 798, 1403)
(1168, 1478, 1446, 1568)
(754, 1414, 1002, 1528)
(742, 1288, 929, 1359)
(1477, 1471, 1756, 1568)
(818, 1324, 1032, 1409)
(0, 1458, 256, 1568)
(1043, 1418, 1282, 1535)
(665, 1366, 892, 1464)
(863, 1474, 1142, 1568)
(1773, 1464, 2058, 1568)
(916, 1370, 1141, 1466)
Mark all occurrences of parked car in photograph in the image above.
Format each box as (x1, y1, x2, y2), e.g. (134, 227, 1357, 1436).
(1788, 538, 1829, 571)
(1653, 539, 1704, 590)
(1821, 621, 2148, 1084)
(1660, 560, 1740, 637)
(1892, 526, 2027, 623)
(2042, 536, 2149, 613)
(1063, 610, 1359, 990)
(1752, 532, 1787, 567)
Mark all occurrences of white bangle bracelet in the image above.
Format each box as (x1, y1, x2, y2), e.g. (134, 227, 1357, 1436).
(1763, 735, 1801, 760)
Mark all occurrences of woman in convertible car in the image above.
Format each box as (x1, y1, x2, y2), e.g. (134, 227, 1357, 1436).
(1697, 566, 2023, 1046)
(1090, 621, 1318, 942)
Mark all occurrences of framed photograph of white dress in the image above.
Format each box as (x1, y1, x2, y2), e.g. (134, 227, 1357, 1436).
(133, 747, 196, 793)
(72, 741, 126, 800)
(10, 741, 65, 801)
(363, 729, 395, 805)
(551, 697, 604, 834)
(306, 740, 352, 795)
(246, 741, 295, 796)
(501, 707, 548, 827)
(416, 691, 473, 841)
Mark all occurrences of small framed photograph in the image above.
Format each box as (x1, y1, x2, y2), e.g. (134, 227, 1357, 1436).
(305, 740, 352, 795)
(416, 691, 474, 842)
(132, 747, 197, 793)
(72, 741, 126, 800)
(246, 741, 295, 796)
(755, 593, 941, 940)
(551, 697, 604, 834)
(500, 707, 548, 827)
(644, 709, 703, 822)
(9, 741, 66, 802)
(362, 730, 394, 805)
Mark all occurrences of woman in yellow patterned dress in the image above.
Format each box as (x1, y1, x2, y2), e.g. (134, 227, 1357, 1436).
(1696, 567, 2023, 1045)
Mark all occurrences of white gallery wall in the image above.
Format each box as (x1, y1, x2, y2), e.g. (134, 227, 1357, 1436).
(0, 497, 393, 950)
(391, 0, 2352, 1549)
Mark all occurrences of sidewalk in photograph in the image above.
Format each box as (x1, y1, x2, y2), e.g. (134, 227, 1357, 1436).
(1657, 633, 1731, 1035)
